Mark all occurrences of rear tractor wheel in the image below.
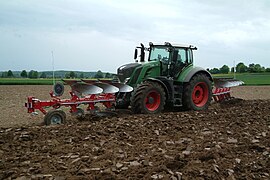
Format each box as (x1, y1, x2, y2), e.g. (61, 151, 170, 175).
(183, 74, 212, 111)
(44, 109, 66, 125)
(131, 82, 166, 114)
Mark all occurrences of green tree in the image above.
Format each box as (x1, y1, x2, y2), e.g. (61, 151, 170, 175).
(20, 70, 28, 78)
(254, 64, 262, 73)
(236, 62, 247, 73)
(65, 73, 70, 79)
(79, 73, 84, 79)
(248, 63, 255, 73)
(266, 68, 270, 72)
(219, 65, 230, 74)
(28, 70, 39, 79)
(40, 72, 47, 78)
(1, 71, 8, 78)
(248, 63, 264, 73)
(105, 72, 112, 78)
(7, 70, 14, 77)
(209, 68, 220, 74)
(231, 67, 235, 73)
(69, 71, 76, 79)
(94, 70, 104, 78)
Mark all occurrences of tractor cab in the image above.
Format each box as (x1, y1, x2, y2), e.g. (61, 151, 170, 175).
(149, 42, 196, 78)
(134, 42, 197, 79)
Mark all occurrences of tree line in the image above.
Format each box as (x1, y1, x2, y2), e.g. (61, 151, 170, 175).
(0, 70, 114, 79)
(207, 62, 270, 74)
(1, 62, 269, 78)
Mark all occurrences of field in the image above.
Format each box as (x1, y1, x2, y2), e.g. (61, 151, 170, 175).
(0, 85, 270, 179)
(1, 72, 270, 85)
(0, 78, 56, 85)
(213, 73, 270, 85)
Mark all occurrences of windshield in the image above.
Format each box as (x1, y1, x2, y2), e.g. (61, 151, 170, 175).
(149, 47, 170, 61)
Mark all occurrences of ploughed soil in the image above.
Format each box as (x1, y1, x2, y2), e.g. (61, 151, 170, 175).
(0, 85, 270, 179)
(0, 98, 270, 179)
(0, 85, 269, 128)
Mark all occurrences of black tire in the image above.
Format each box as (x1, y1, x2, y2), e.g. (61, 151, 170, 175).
(131, 81, 166, 114)
(53, 82, 65, 97)
(44, 109, 66, 125)
(183, 73, 212, 111)
(115, 93, 130, 109)
(72, 108, 84, 119)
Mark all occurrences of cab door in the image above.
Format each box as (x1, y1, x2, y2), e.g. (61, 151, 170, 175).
(170, 48, 192, 78)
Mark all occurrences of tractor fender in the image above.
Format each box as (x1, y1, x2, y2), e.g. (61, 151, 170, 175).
(144, 78, 170, 97)
(183, 67, 213, 82)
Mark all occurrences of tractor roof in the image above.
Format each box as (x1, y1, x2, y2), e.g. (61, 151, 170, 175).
(149, 42, 197, 50)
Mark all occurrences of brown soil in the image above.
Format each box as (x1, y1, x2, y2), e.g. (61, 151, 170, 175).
(231, 86, 270, 100)
(0, 85, 270, 179)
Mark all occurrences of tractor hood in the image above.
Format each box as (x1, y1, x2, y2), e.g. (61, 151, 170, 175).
(117, 63, 142, 83)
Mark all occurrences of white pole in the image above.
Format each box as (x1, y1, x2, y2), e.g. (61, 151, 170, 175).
(51, 51, 55, 85)
(233, 60, 236, 79)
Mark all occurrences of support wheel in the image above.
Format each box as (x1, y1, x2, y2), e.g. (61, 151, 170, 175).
(131, 81, 166, 114)
(44, 109, 66, 125)
(183, 74, 212, 111)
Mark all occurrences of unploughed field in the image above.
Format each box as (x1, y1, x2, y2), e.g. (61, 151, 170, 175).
(1, 72, 270, 85)
(0, 85, 270, 179)
(213, 73, 270, 85)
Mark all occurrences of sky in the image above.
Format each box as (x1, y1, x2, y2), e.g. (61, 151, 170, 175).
(0, 0, 270, 73)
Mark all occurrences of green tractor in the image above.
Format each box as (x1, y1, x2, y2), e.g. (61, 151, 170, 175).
(25, 42, 243, 124)
(116, 42, 215, 113)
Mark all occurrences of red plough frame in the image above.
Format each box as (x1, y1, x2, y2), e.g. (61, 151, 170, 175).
(25, 91, 115, 115)
(212, 87, 232, 102)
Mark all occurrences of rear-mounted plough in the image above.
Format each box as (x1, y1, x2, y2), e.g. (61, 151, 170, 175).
(25, 80, 133, 125)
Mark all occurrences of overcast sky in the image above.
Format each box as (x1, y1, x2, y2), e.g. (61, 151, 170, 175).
(0, 0, 270, 73)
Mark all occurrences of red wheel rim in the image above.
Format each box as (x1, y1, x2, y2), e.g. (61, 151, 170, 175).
(192, 82, 209, 107)
(145, 90, 161, 111)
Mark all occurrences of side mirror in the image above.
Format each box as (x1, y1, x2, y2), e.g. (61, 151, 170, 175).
(134, 49, 138, 60)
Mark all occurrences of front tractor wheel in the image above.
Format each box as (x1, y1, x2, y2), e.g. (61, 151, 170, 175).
(131, 82, 166, 114)
(183, 74, 212, 111)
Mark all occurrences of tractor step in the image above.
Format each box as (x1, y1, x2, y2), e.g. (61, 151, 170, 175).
(173, 84, 183, 107)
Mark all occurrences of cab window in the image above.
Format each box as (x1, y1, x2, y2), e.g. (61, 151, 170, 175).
(177, 49, 186, 63)
(149, 47, 169, 62)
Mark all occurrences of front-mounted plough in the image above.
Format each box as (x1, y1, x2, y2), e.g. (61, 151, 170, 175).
(25, 80, 133, 125)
